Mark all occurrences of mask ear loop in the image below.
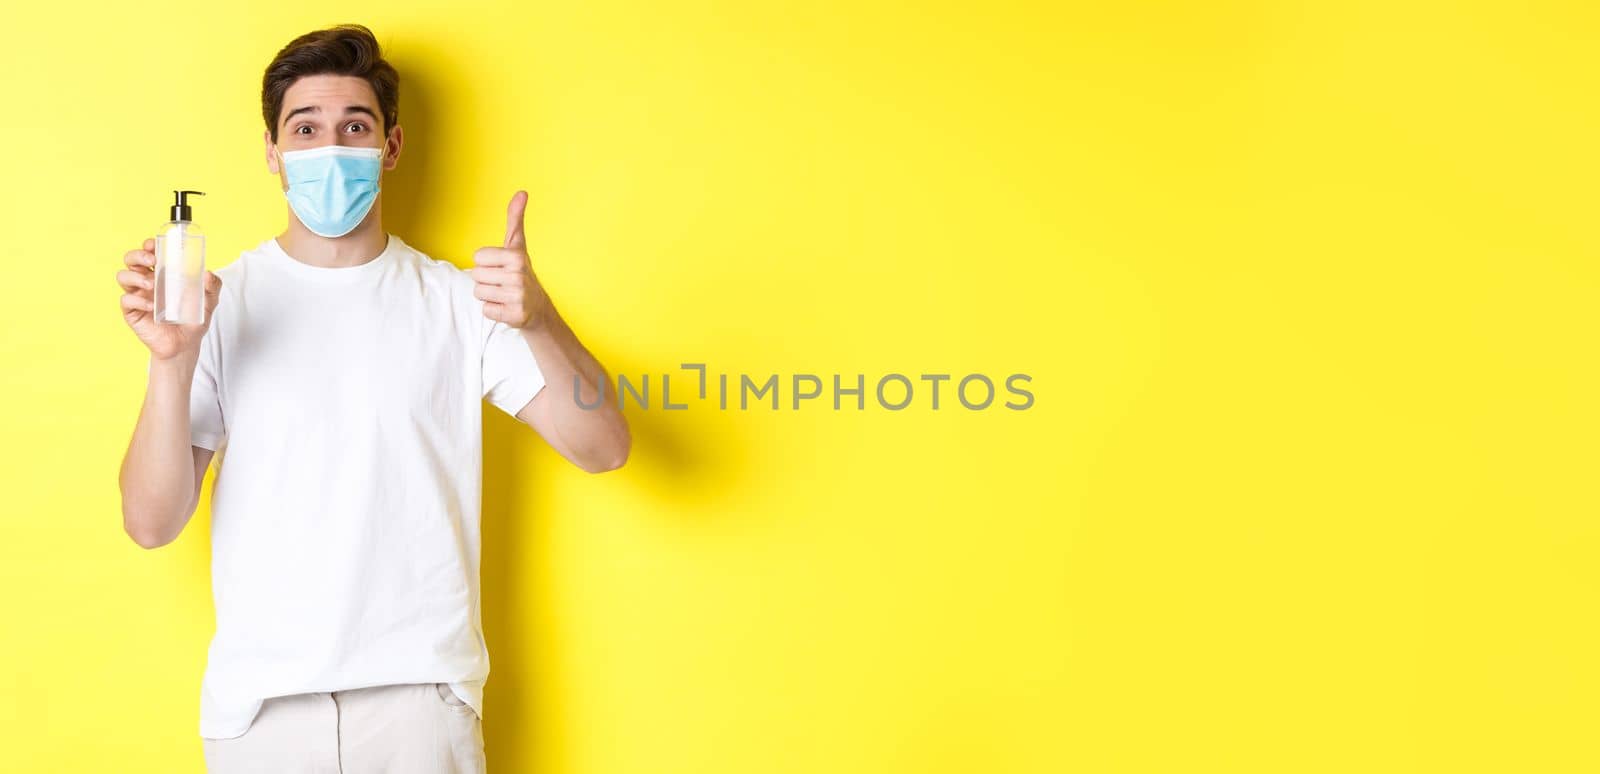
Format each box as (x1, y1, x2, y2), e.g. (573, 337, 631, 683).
(273, 146, 290, 198)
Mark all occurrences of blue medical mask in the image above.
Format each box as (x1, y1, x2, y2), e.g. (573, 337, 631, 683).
(276, 144, 383, 238)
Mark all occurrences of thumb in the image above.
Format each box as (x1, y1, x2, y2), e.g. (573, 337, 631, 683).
(203, 271, 223, 310)
(504, 190, 528, 251)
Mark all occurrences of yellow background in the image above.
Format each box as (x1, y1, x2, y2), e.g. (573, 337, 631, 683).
(2, 1, 1596, 771)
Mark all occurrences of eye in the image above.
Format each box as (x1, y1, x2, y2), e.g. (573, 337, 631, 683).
(344, 122, 367, 134)
(295, 125, 312, 135)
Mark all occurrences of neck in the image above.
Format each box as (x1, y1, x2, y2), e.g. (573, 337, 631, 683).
(277, 198, 388, 268)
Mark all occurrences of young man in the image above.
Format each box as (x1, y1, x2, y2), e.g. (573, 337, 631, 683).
(115, 24, 631, 773)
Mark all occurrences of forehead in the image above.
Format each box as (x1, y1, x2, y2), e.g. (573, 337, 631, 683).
(280, 74, 378, 122)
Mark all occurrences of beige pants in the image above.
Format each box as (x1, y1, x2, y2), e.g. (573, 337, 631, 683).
(202, 683, 485, 773)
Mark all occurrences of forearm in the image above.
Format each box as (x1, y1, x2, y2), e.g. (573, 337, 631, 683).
(519, 308, 631, 472)
(119, 356, 200, 547)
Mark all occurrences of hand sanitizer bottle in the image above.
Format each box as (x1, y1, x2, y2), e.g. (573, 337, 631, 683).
(155, 190, 206, 325)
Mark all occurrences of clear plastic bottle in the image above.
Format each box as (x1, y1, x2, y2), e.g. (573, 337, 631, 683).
(155, 189, 207, 325)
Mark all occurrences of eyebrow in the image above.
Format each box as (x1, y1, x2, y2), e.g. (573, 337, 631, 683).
(282, 104, 379, 126)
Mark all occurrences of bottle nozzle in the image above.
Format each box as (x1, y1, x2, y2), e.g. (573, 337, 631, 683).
(170, 189, 204, 222)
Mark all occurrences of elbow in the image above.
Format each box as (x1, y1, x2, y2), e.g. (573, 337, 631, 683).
(581, 445, 629, 474)
(121, 500, 182, 550)
(580, 429, 631, 474)
(123, 518, 174, 550)
(117, 460, 195, 550)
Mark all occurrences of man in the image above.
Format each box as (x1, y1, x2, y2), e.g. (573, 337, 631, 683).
(115, 24, 631, 773)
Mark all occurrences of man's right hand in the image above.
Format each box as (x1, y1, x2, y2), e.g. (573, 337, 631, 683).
(118, 238, 222, 361)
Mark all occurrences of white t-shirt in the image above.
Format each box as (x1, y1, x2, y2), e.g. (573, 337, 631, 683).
(184, 233, 546, 739)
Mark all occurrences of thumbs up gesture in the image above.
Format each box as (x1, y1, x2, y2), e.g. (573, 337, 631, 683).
(472, 190, 552, 329)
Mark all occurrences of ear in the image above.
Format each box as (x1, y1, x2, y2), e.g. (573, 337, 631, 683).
(383, 125, 403, 171)
(264, 130, 279, 174)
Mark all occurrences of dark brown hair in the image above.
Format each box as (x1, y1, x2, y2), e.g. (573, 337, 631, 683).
(261, 24, 399, 143)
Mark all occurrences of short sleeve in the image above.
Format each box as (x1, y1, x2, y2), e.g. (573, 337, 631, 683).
(481, 318, 547, 418)
(189, 319, 226, 451)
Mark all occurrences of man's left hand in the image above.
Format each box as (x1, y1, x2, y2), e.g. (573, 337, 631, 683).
(473, 190, 551, 330)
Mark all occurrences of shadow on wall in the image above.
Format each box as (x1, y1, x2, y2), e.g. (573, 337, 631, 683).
(479, 354, 752, 774)
(384, 47, 753, 770)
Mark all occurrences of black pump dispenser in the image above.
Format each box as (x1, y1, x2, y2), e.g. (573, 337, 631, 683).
(170, 190, 204, 222)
